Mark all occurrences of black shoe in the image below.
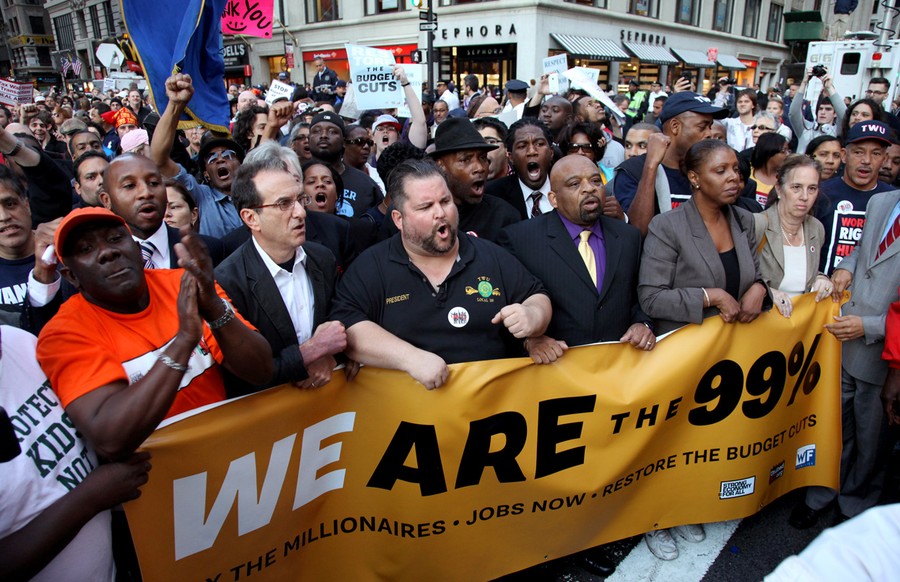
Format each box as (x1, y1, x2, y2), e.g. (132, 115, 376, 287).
(577, 548, 616, 577)
(789, 502, 821, 529)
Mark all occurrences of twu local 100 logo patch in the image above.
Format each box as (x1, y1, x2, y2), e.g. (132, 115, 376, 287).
(465, 276, 501, 303)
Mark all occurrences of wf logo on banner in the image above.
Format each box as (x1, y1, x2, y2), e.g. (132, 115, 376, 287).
(222, 0, 274, 38)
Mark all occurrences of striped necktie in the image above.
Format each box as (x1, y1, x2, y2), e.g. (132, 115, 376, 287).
(876, 213, 900, 260)
(139, 241, 156, 269)
(530, 191, 543, 218)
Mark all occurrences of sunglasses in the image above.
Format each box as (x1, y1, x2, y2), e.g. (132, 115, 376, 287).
(345, 137, 374, 147)
(206, 149, 237, 165)
(750, 125, 774, 131)
(567, 143, 593, 152)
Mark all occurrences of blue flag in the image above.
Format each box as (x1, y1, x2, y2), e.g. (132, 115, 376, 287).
(121, 0, 230, 133)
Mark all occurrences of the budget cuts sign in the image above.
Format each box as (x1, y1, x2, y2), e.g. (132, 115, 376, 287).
(345, 43, 404, 110)
(124, 294, 843, 581)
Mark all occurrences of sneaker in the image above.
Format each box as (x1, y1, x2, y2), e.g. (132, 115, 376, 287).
(644, 529, 679, 561)
(673, 523, 705, 543)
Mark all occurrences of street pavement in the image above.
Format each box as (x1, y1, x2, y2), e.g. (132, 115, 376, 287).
(499, 450, 900, 582)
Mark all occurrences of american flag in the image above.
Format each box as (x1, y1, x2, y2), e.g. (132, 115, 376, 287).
(60, 56, 71, 76)
(71, 57, 82, 76)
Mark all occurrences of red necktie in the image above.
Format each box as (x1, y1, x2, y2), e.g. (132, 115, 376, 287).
(876, 213, 900, 260)
(530, 191, 543, 218)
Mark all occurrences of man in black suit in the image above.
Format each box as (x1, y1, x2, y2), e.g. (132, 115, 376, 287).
(485, 118, 554, 220)
(497, 154, 654, 577)
(216, 159, 346, 397)
(99, 154, 225, 268)
(498, 154, 655, 359)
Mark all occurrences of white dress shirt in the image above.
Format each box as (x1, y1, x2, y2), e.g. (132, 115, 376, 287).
(518, 176, 553, 216)
(133, 223, 170, 269)
(252, 237, 314, 344)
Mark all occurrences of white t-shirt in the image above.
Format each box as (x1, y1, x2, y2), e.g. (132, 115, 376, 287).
(0, 326, 115, 582)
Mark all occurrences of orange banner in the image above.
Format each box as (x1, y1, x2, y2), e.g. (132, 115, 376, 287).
(125, 294, 842, 581)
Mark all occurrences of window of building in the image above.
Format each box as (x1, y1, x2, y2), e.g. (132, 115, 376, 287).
(766, 3, 783, 42)
(365, 0, 411, 15)
(712, 0, 733, 32)
(742, 0, 760, 37)
(104, 0, 116, 35)
(28, 15, 45, 34)
(629, 0, 659, 18)
(37, 47, 51, 67)
(675, 0, 700, 25)
(90, 5, 102, 38)
(54, 14, 75, 50)
(307, 0, 339, 21)
(564, 0, 607, 6)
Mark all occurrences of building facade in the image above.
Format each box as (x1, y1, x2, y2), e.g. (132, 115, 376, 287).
(239, 0, 871, 94)
(43, 0, 122, 90)
(0, 0, 58, 88)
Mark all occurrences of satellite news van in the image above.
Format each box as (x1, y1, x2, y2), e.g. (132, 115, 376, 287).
(805, 30, 900, 103)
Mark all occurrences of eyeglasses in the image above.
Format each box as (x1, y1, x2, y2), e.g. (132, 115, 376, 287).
(865, 89, 887, 96)
(251, 193, 312, 212)
(482, 137, 503, 146)
(567, 143, 593, 153)
(750, 125, 774, 132)
(292, 135, 309, 143)
(206, 149, 237, 165)
(345, 137, 374, 147)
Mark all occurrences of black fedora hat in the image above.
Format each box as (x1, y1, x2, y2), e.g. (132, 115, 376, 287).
(429, 117, 498, 157)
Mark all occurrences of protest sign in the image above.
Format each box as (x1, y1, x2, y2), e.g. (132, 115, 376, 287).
(265, 79, 294, 105)
(345, 43, 402, 110)
(0, 79, 34, 107)
(564, 67, 625, 123)
(222, 0, 274, 38)
(125, 295, 841, 581)
(102, 77, 117, 93)
(396, 64, 424, 119)
(543, 54, 569, 94)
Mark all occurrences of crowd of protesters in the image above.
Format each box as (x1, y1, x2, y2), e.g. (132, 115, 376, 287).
(1, 57, 899, 581)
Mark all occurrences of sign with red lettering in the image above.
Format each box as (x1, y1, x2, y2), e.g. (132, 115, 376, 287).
(825, 207, 866, 273)
(222, 0, 274, 38)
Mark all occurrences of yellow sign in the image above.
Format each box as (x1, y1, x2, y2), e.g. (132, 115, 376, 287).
(125, 294, 842, 581)
(9, 35, 55, 48)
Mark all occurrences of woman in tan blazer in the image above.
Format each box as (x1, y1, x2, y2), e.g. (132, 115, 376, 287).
(753, 154, 833, 317)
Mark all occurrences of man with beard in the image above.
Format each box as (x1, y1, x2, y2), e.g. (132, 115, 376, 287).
(878, 140, 900, 187)
(485, 118, 554, 220)
(431, 117, 519, 241)
(330, 159, 551, 389)
(308, 111, 382, 218)
(151, 73, 246, 238)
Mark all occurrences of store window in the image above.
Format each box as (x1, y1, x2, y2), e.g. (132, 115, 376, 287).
(766, 3, 783, 42)
(366, 0, 410, 13)
(629, 0, 659, 18)
(307, 0, 339, 23)
(712, 0, 733, 33)
(675, 0, 700, 25)
(90, 5, 102, 38)
(742, 0, 760, 38)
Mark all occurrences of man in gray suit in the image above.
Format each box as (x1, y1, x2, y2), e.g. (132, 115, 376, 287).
(791, 188, 900, 528)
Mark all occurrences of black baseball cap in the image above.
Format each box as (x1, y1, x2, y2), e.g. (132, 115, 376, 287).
(659, 92, 728, 125)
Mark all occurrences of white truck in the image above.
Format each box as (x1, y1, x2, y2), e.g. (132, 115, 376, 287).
(805, 30, 900, 104)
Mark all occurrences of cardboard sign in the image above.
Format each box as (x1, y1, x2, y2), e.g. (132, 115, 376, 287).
(265, 79, 294, 105)
(542, 54, 569, 94)
(345, 44, 402, 110)
(0, 79, 34, 107)
(563, 67, 625, 123)
(222, 0, 274, 38)
(395, 64, 424, 119)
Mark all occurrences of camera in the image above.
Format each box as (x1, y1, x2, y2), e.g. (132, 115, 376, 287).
(719, 77, 737, 85)
(812, 65, 827, 78)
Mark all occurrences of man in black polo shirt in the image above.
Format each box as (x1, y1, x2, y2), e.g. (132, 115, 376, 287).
(330, 159, 551, 390)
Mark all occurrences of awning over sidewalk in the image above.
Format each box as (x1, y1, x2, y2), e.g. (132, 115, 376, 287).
(670, 47, 715, 68)
(550, 33, 630, 61)
(622, 42, 678, 65)
(716, 53, 747, 70)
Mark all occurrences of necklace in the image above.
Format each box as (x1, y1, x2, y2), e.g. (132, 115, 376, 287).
(780, 223, 804, 247)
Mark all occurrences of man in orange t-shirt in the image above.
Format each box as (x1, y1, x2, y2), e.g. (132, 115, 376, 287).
(37, 208, 272, 461)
